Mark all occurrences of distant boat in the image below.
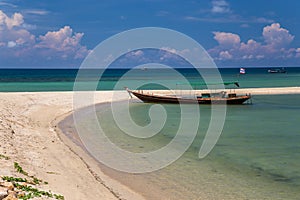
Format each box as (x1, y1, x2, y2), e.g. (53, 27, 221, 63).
(240, 67, 246, 74)
(268, 68, 286, 73)
(125, 82, 251, 105)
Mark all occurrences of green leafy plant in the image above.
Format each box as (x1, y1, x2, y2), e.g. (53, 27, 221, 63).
(32, 177, 42, 185)
(14, 162, 28, 176)
(1, 162, 64, 199)
(0, 154, 9, 160)
(14, 183, 64, 200)
(13, 162, 43, 185)
(2, 176, 27, 183)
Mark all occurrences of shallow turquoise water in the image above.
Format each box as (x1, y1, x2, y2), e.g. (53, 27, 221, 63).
(105, 95, 300, 185)
(69, 94, 300, 199)
(212, 95, 300, 185)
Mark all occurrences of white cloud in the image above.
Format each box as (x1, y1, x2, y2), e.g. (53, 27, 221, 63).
(22, 23, 37, 30)
(213, 31, 241, 49)
(0, 10, 23, 29)
(184, 15, 274, 25)
(38, 26, 79, 49)
(186, 1, 273, 25)
(0, 10, 90, 63)
(295, 48, 300, 58)
(255, 17, 274, 24)
(159, 47, 191, 61)
(256, 55, 265, 59)
(113, 47, 195, 67)
(7, 41, 16, 48)
(184, 16, 201, 21)
(0, 2, 17, 8)
(23, 9, 49, 15)
(240, 39, 262, 54)
(210, 23, 299, 62)
(211, 0, 231, 14)
(219, 51, 232, 60)
(263, 23, 294, 48)
(127, 50, 144, 57)
(160, 47, 191, 55)
(36, 26, 89, 59)
(0, 10, 35, 47)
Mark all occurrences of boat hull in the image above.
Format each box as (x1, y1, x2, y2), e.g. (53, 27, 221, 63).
(268, 69, 286, 73)
(129, 90, 251, 105)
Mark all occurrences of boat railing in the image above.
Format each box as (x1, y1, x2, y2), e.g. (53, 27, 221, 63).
(228, 93, 237, 98)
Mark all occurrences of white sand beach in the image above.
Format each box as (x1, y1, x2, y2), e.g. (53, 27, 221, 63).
(0, 87, 300, 199)
(0, 91, 143, 200)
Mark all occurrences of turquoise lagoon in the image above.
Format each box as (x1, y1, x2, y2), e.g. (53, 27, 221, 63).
(67, 94, 300, 199)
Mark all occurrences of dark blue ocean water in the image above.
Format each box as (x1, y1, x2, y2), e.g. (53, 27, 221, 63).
(0, 67, 300, 91)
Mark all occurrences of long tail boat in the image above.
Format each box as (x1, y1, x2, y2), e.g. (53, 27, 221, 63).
(125, 82, 251, 105)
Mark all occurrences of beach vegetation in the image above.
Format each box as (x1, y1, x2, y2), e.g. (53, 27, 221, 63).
(13, 162, 45, 185)
(0, 153, 9, 160)
(14, 182, 64, 200)
(14, 162, 28, 176)
(2, 176, 27, 182)
(0, 162, 64, 199)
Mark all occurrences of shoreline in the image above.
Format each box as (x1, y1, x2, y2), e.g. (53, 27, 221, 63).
(53, 105, 145, 200)
(0, 91, 144, 200)
(0, 87, 299, 199)
(58, 89, 300, 200)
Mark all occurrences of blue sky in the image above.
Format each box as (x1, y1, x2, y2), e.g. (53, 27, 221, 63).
(0, 0, 300, 68)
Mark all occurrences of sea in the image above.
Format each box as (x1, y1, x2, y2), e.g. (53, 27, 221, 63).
(3, 67, 300, 199)
(1, 67, 300, 91)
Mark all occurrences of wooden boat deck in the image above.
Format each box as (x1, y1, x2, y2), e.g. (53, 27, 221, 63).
(126, 89, 251, 105)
